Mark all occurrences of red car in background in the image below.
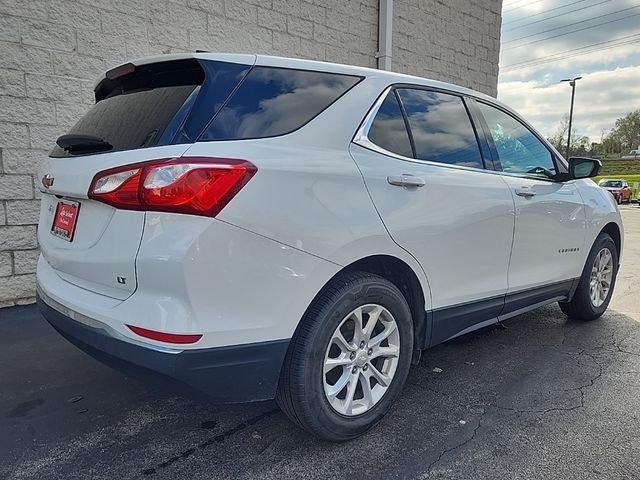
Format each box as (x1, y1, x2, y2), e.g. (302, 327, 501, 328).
(598, 179, 632, 204)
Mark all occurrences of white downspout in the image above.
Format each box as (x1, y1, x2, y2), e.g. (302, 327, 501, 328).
(377, 0, 393, 70)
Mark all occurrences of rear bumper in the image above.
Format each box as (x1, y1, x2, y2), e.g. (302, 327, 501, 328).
(37, 294, 289, 403)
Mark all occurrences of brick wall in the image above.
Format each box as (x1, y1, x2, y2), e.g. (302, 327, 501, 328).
(0, 0, 502, 306)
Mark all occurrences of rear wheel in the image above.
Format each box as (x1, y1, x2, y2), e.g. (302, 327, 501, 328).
(559, 232, 618, 320)
(276, 272, 413, 441)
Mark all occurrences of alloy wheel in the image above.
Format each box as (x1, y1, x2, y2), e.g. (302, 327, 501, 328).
(589, 247, 613, 307)
(322, 304, 400, 416)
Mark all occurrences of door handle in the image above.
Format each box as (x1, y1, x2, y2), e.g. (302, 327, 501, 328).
(515, 187, 536, 198)
(387, 175, 426, 188)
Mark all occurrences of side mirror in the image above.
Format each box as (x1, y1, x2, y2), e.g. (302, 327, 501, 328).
(568, 157, 601, 179)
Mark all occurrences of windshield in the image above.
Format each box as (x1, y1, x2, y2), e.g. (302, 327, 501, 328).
(600, 180, 622, 188)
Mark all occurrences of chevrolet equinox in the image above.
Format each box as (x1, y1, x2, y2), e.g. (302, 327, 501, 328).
(37, 53, 623, 441)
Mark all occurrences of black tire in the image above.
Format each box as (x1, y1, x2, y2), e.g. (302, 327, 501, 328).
(276, 271, 413, 441)
(559, 232, 618, 321)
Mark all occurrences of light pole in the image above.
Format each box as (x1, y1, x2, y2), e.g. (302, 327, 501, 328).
(561, 76, 582, 159)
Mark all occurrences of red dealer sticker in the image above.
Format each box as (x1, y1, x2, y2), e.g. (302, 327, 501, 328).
(51, 200, 80, 242)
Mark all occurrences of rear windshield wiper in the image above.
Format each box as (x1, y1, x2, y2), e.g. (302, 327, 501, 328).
(56, 134, 113, 154)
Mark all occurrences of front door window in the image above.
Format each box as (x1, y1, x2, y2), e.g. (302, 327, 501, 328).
(478, 102, 557, 179)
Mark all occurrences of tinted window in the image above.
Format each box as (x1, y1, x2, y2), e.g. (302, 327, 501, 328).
(50, 59, 249, 157)
(176, 60, 250, 143)
(201, 67, 361, 140)
(368, 91, 413, 158)
(50, 86, 197, 157)
(396, 89, 483, 168)
(478, 102, 557, 179)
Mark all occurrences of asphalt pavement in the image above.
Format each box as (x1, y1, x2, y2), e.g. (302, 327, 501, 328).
(1, 204, 639, 480)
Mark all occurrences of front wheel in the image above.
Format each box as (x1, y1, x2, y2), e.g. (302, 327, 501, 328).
(559, 232, 618, 320)
(276, 272, 413, 441)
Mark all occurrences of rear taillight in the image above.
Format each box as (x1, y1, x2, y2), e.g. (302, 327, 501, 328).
(88, 157, 256, 217)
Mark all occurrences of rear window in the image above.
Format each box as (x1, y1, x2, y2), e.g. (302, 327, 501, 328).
(51, 61, 361, 157)
(50, 59, 249, 158)
(50, 85, 196, 158)
(200, 67, 362, 141)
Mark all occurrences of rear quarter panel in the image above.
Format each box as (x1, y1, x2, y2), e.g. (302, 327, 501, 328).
(133, 215, 343, 348)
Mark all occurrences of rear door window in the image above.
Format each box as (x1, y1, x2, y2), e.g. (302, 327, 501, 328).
(396, 88, 484, 169)
(50, 59, 249, 158)
(367, 91, 414, 158)
(200, 67, 362, 141)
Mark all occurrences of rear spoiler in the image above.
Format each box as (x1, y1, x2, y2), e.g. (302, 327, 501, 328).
(94, 52, 257, 96)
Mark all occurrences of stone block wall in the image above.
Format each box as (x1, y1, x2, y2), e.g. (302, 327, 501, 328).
(0, 0, 501, 306)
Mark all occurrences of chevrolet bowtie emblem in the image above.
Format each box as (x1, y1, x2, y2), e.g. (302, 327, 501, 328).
(42, 174, 54, 189)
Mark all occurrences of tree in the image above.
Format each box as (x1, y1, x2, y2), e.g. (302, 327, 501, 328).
(593, 110, 640, 156)
(547, 115, 590, 157)
(611, 110, 640, 151)
(600, 133, 622, 155)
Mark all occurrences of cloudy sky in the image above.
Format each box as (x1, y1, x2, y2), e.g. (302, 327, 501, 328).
(497, 0, 640, 143)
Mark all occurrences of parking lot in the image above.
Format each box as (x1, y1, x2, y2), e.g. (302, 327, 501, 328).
(1, 204, 639, 480)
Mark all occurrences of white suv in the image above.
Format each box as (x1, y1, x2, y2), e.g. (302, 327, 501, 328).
(37, 53, 623, 441)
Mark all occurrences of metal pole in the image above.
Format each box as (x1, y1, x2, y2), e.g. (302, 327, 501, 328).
(561, 76, 581, 159)
(377, 0, 393, 70)
(566, 81, 576, 160)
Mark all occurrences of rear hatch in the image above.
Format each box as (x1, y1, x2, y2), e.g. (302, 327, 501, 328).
(38, 55, 254, 300)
